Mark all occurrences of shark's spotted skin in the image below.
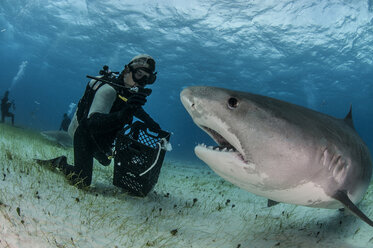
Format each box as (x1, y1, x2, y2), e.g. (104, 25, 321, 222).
(180, 86, 373, 227)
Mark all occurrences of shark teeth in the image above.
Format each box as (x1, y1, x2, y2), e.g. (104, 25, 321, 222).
(198, 144, 236, 152)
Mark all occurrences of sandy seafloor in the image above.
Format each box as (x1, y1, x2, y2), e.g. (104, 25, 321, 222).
(0, 124, 372, 248)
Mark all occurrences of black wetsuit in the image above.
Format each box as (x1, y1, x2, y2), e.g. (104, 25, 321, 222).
(1, 94, 14, 125)
(59, 80, 159, 187)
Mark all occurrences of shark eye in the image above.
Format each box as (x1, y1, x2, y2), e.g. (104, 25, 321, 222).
(227, 97, 239, 109)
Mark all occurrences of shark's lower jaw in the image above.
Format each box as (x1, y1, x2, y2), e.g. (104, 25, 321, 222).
(195, 144, 246, 166)
(195, 143, 245, 163)
(199, 125, 245, 162)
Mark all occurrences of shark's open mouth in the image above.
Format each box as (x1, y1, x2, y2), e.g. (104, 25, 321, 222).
(202, 126, 235, 150)
(199, 126, 245, 162)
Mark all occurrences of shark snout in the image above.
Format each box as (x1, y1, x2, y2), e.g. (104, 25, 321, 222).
(180, 88, 195, 111)
(180, 87, 209, 126)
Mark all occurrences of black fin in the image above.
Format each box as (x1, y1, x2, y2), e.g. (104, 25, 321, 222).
(332, 190, 373, 227)
(343, 105, 355, 130)
(267, 199, 280, 207)
(34, 156, 67, 170)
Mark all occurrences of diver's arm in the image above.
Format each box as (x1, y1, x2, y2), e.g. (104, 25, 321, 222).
(86, 111, 131, 134)
(85, 84, 146, 134)
(85, 84, 131, 134)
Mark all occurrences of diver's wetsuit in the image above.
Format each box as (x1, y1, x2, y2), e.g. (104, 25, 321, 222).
(60, 78, 158, 187)
(1, 94, 14, 125)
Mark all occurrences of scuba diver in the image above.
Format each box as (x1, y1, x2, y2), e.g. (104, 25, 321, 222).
(1, 91, 15, 125)
(59, 113, 71, 131)
(37, 54, 161, 187)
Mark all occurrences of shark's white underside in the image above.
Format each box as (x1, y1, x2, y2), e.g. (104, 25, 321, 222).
(195, 145, 342, 209)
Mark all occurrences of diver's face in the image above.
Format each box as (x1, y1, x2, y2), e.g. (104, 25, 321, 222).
(123, 72, 140, 88)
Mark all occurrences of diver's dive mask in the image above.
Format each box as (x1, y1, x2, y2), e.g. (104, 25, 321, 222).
(131, 67, 157, 86)
(128, 58, 157, 86)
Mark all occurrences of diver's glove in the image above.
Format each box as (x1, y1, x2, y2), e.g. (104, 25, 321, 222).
(117, 92, 147, 120)
(127, 92, 147, 108)
(147, 121, 161, 132)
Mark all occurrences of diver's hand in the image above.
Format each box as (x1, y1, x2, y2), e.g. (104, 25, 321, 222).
(148, 121, 161, 132)
(117, 92, 147, 121)
(127, 92, 147, 108)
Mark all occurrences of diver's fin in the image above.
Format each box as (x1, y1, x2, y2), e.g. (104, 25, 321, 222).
(34, 156, 67, 170)
(343, 105, 355, 130)
(267, 199, 280, 207)
(332, 190, 373, 227)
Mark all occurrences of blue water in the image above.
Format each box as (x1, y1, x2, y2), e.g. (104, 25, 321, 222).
(0, 0, 372, 162)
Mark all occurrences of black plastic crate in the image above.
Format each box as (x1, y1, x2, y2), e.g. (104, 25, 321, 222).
(113, 121, 171, 196)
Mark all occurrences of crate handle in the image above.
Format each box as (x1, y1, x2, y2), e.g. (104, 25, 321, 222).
(139, 142, 162, 176)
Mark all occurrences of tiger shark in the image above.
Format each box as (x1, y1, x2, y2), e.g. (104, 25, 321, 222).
(180, 86, 373, 227)
(40, 130, 73, 148)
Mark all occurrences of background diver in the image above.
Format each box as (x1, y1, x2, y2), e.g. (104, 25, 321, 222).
(59, 113, 71, 131)
(1, 90, 15, 125)
(37, 54, 161, 187)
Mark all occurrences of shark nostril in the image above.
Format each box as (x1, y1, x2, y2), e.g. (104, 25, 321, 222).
(191, 103, 195, 108)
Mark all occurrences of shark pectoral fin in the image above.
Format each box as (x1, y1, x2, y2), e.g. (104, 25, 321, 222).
(267, 199, 280, 207)
(332, 190, 373, 227)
